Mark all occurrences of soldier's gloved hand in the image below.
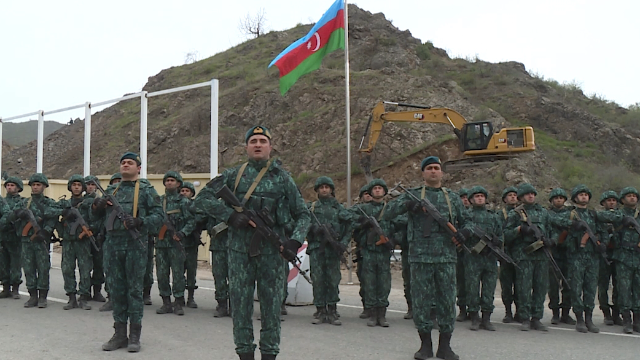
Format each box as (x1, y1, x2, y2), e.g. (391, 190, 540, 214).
(520, 223, 535, 236)
(173, 231, 185, 242)
(357, 216, 373, 229)
(382, 240, 395, 251)
(93, 197, 108, 210)
(622, 216, 636, 228)
(228, 211, 251, 229)
(32, 229, 50, 243)
(454, 228, 471, 245)
(123, 214, 143, 230)
(281, 239, 301, 262)
(62, 208, 77, 222)
(13, 209, 29, 220)
(308, 224, 320, 236)
(542, 237, 554, 248)
(571, 220, 587, 232)
(405, 200, 422, 213)
(597, 242, 607, 254)
(491, 237, 502, 248)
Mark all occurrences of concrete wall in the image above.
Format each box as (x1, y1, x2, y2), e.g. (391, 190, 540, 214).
(2, 173, 214, 262)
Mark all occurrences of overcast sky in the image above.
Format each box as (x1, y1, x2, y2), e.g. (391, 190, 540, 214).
(1, 0, 638, 124)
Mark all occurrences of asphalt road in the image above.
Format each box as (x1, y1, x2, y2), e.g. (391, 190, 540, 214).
(1, 253, 638, 360)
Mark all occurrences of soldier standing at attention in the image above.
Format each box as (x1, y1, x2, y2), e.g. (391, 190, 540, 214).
(0, 177, 24, 299)
(180, 181, 202, 309)
(455, 188, 470, 322)
(598, 191, 622, 326)
(194, 126, 310, 360)
(356, 185, 371, 318)
(498, 186, 519, 323)
(85, 175, 107, 303)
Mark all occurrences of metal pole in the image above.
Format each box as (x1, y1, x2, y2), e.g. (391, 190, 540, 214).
(140, 92, 148, 178)
(83, 102, 91, 177)
(37, 110, 44, 173)
(210, 79, 219, 179)
(344, 0, 354, 284)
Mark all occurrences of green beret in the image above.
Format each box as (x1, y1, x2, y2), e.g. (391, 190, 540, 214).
(570, 184, 592, 202)
(245, 126, 272, 143)
(367, 179, 388, 195)
(67, 174, 86, 192)
(469, 186, 488, 198)
(421, 156, 442, 171)
(501, 186, 518, 201)
(314, 176, 335, 191)
(28, 173, 49, 187)
(599, 191, 618, 205)
(163, 171, 184, 186)
(120, 152, 141, 165)
(548, 188, 568, 202)
(517, 183, 537, 198)
(4, 176, 24, 192)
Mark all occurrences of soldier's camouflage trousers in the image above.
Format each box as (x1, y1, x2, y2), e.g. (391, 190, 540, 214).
(90, 241, 104, 286)
(0, 241, 22, 285)
(515, 259, 548, 320)
(456, 252, 466, 307)
(211, 250, 229, 301)
(412, 262, 456, 334)
(282, 258, 289, 301)
(356, 249, 365, 306)
(22, 241, 50, 290)
(598, 255, 618, 311)
(361, 250, 391, 308)
(499, 262, 518, 307)
(567, 253, 599, 313)
(106, 245, 147, 324)
(548, 257, 571, 310)
(615, 261, 640, 313)
(156, 246, 186, 298)
(144, 236, 154, 289)
(402, 247, 411, 306)
(309, 249, 341, 307)
(229, 250, 284, 356)
(62, 241, 93, 296)
(184, 246, 198, 290)
(465, 254, 498, 313)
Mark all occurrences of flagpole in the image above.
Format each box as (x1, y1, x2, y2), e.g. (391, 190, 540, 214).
(344, 0, 354, 285)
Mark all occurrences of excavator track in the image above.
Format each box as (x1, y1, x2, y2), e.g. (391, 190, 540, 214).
(443, 154, 517, 172)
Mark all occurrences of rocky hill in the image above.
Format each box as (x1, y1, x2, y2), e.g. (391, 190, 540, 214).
(3, 4, 639, 204)
(2, 120, 65, 147)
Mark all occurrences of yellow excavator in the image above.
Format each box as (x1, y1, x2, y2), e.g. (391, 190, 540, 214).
(358, 101, 535, 179)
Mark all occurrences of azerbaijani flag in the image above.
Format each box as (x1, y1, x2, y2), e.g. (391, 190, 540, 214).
(269, 0, 345, 95)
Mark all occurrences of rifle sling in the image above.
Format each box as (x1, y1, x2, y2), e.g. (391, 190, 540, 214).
(112, 180, 140, 218)
(232, 158, 274, 210)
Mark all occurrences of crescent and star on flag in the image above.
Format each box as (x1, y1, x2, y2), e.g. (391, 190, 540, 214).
(306, 32, 321, 52)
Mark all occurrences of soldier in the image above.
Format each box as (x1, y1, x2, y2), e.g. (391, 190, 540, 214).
(383, 156, 472, 360)
(181, 181, 201, 308)
(58, 175, 93, 310)
(395, 213, 412, 319)
(0, 176, 24, 299)
(110, 173, 122, 185)
(208, 214, 230, 317)
(498, 186, 519, 323)
(155, 171, 195, 316)
(455, 188, 470, 322)
(504, 183, 551, 331)
(546, 188, 575, 325)
(11, 173, 61, 308)
(307, 176, 351, 325)
(85, 175, 106, 303)
(598, 191, 622, 326)
(93, 152, 163, 352)
(194, 126, 310, 360)
(98, 173, 124, 312)
(356, 184, 371, 319)
(459, 188, 470, 209)
(465, 186, 502, 331)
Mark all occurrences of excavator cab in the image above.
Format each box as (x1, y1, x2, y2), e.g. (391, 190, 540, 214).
(461, 122, 493, 151)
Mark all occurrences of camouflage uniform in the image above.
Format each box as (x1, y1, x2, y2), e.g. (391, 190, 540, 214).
(456, 188, 470, 321)
(598, 191, 622, 325)
(394, 214, 412, 318)
(85, 175, 106, 302)
(0, 177, 24, 298)
(497, 186, 518, 322)
(181, 181, 202, 308)
(355, 184, 370, 316)
(208, 216, 230, 316)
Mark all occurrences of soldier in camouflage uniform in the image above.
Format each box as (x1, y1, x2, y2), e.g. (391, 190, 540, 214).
(93, 152, 163, 352)
(465, 186, 502, 331)
(98, 173, 123, 312)
(11, 173, 61, 309)
(194, 126, 310, 360)
(208, 215, 231, 317)
(598, 190, 622, 326)
(0, 177, 24, 299)
(504, 183, 551, 332)
(383, 156, 472, 360)
(307, 176, 352, 325)
(154, 171, 195, 316)
(455, 188, 470, 322)
(85, 175, 107, 303)
(546, 188, 575, 325)
(498, 186, 519, 323)
(356, 184, 371, 318)
(58, 175, 94, 310)
(395, 213, 412, 319)
(180, 181, 202, 308)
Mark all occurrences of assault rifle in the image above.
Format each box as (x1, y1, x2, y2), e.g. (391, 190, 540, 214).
(309, 211, 350, 269)
(397, 184, 471, 253)
(353, 205, 392, 247)
(215, 185, 312, 284)
(470, 225, 520, 270)
(158, 212, 186, 257)
(21, 209, 48, 252)
(572, 213, 610, 265)
(88, 180, 145, 249)
(66, 207, 100, 252)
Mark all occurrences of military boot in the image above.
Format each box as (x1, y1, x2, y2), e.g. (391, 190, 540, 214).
(435, 332, 459, 360)
(359, 307, 370, 319)
(404, 303, 413, 319)
(469, 311, 480, 331)
(174, 297, 185, 316)
(214, 299, 229, 317)
(550, 308, 560, 325)
(63, 294, 78, 310)
(612, 307, 623, 326)
(79, 294, 92, 310)
(100, 296, 113, 312)
(93, 285, 106, 302)
(128, 323, 142, 353)
(377, 307, 389, 327)
(187, 288, 198, 308)
(328, 304, 342, 326)
(312, 306, 322, 319)
(530, 317, 548, 331)
(622, 310, 633, 334)
(367, 307, 377, 327)
(520, 317, 530, 331)
(633, 312, 640, 333)
(480, 311, 496, 331)
(102, 322, 128, 351)
(261, 355, 276, 360)
(280, 301, 287, 315)
(24, 289, 38, 308)
(455, 305, 468, 322)
(602, 307, 613, 326)
(413, 332, 433, 360)
(584, 309, 600, 333)
(560, 307, 576, 325)
(37, 290, 48, 308)
(11, 283, 20, 299)
(156, 295, 173, 314)
(238, 353, 254, 360)
(502, 304, 514, 323)
(575, 312, 588, 333)
(312, 306, 327, 325)
(0, 283, 11, 298)
(143, 287, 152, 305)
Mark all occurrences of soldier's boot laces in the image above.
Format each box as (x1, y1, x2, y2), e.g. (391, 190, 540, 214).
(502, 304, 514, 323)
(455, 306, 467, 322)
(359, 307, 370, 319)
(602, 307, 614, 326)
(79, 294, 92, 310)
(37, 290, 48, 308)
(480, 311, 496, 331)
(127, 323, 142, 353)
(633, 312, 640, 333)
(585, 310, 600, 333)
(404, 303, 413, 319)
(174, 297, 185, 316)
(612, 307, 623, 326)
(237, 353, 254, 360)
(156, 296, 173, 314)
(261, 354, 276, 360)
(100, 296, 113, 312)
(143, 287, 152, 306)
(213, 300, 229, 318)
(520, 318, 530, 331)
(622, 311, 633, 334)
(378, 307, 389, 327)
(561, 307, 576, 325)
(93, 285, 106, 302)
(0, 283, 11, 298)
(187, 288, 198, 308)
(102, 322, 128, 351)
(312, 306, 326, 324)
(550, 308, 560, 325)
(575, 312, 588, 333)
(367, 307, 377, 327)
(414, 332, 433, 360)
(530, 317, 548, 331)
(63, 294, 78, 310)
(328, 305, 342, 326)
(435, 332, 459, 360)
(11, 284, 20, 299)
(469, 311, 480, 331)
(281, 301, 287, 316)
(431, 307, 440, 331)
